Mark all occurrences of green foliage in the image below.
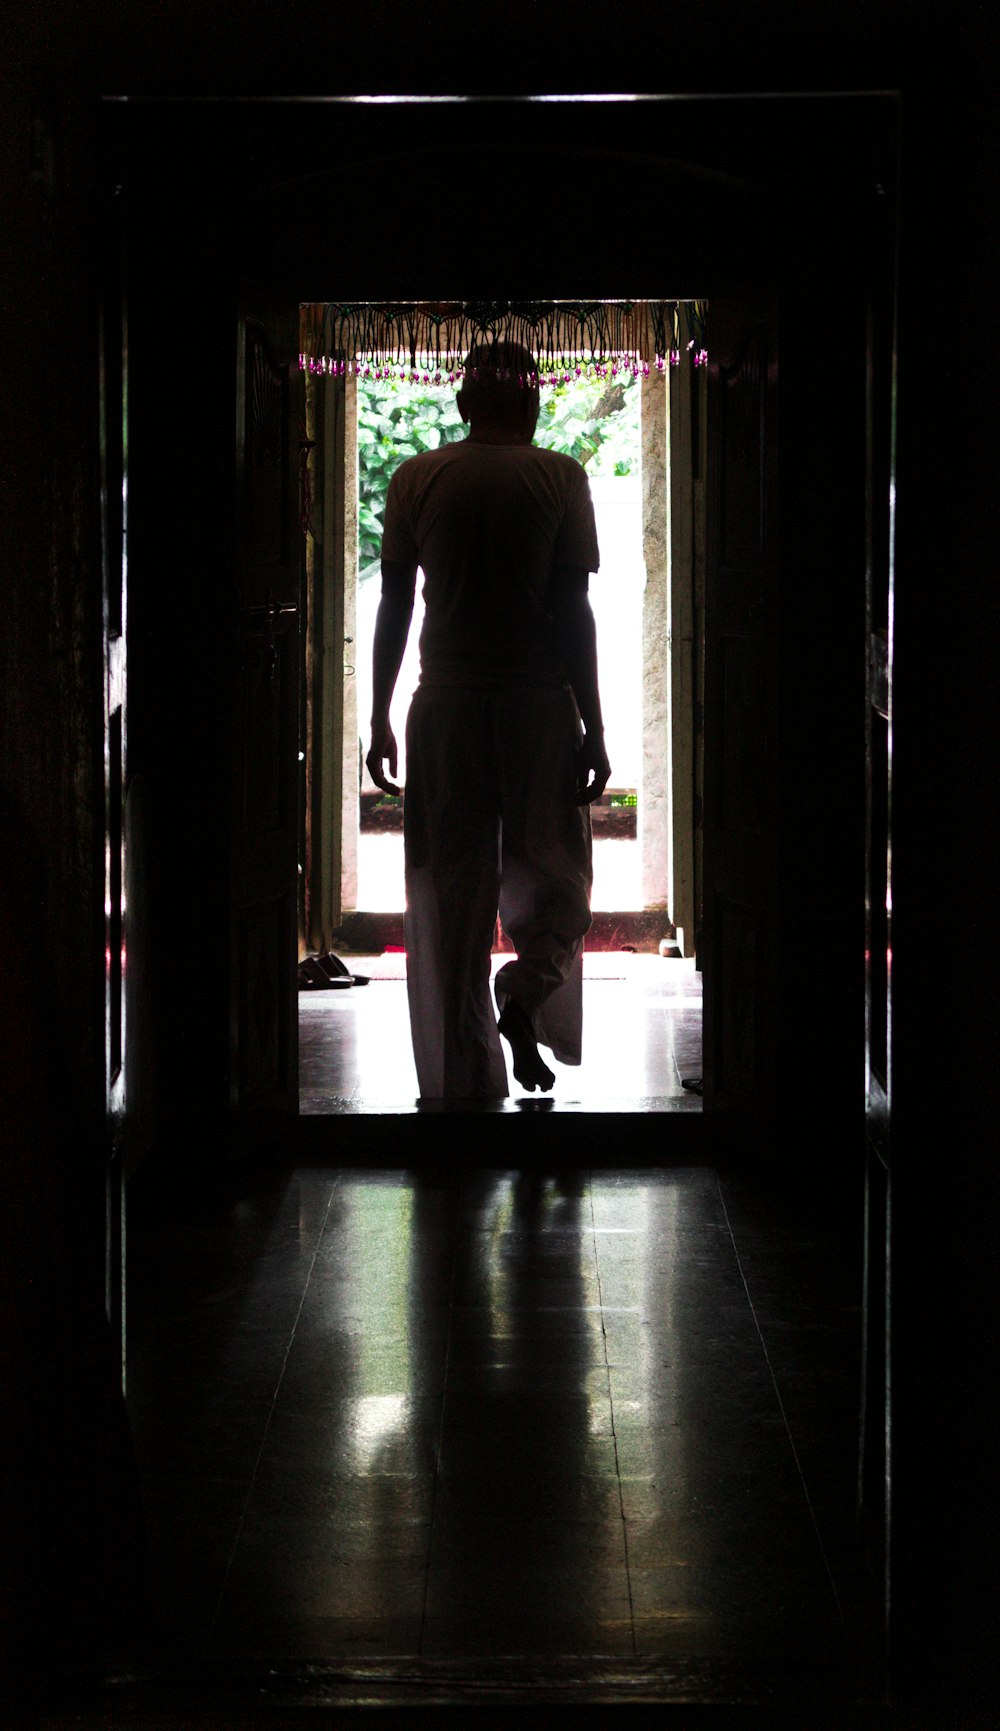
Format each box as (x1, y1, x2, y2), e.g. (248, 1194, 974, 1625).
(534, 373, 639, 478)
(356, 372, 640, 578)
(356, 383, 465, 571)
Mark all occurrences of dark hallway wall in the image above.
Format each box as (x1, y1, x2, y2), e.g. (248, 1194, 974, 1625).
(0, 65, 104, 1131)
(888, 39, 1000, 1720)
(1, 2, 998, 1721)
(0, 64, 147, 1684)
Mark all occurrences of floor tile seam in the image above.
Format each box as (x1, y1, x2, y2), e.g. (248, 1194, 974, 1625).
(204, 1170, 344, 1647)
(714, 1174, 848, 1631)
(589, 1174, 638, 1658)
(666, 998, 702, 1092)
(417, 1172, 466, 1656)
(659, 999, 685, 1094)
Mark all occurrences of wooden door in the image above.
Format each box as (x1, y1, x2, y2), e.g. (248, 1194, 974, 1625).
(230, 308, 302, 1130)
(703, 302, 780, 1125)
(100, 184, 128, 1375)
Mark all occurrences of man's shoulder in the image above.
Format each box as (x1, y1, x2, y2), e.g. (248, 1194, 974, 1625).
(384, 447, 448, 514)
(528, 445, 589, 482)
(390, 445, 455, 483)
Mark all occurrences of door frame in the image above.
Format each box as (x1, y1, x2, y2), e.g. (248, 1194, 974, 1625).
(108, 87, 898, 1143)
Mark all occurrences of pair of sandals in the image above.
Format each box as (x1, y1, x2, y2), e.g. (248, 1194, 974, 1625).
(298, 952, 370, 990)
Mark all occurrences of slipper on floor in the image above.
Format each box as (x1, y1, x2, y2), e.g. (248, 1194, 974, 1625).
(320, 951, 370, 987)
(298, 956, 352, 990)
(298, 953, 370, 991)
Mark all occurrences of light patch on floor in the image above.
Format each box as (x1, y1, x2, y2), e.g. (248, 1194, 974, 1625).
(299, 956, 702, 1111)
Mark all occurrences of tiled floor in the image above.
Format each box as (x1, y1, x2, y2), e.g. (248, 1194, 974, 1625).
(125, 1159, 881, 1709)
(299, 954, 703, 1112)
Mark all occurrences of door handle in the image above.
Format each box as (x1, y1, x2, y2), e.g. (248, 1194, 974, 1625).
(237, 590, 298, 678)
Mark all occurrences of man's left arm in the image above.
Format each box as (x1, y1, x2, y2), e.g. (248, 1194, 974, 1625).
(548, 562, 612, 805)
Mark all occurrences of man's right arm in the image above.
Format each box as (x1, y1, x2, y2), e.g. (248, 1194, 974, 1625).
(365, 559, 417, 796)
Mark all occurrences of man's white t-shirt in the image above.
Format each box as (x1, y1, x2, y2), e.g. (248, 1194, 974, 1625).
(381, 438, 600, 688)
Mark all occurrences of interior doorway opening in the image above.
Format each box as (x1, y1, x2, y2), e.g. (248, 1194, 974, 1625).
(300, 303, 707, 967)
(298, 306, 708, 1110)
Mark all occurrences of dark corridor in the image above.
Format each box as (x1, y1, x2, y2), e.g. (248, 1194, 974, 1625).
(103, 91, 899, 1719)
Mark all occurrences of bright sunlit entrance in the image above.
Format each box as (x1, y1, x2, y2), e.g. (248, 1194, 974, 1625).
(353, 369, 645, 912)
(296, 299, 707, 1109)
(299, 299, 706, 975)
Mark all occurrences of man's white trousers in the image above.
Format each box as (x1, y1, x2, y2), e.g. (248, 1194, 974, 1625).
(403, 684, 592, 1099)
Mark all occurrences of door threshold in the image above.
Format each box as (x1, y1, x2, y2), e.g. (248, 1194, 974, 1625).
(330, 909, 686, 955)
(295, 1102, 708, 1165)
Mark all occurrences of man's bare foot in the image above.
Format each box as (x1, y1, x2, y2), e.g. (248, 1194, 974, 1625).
(497, 998, 555, 1093)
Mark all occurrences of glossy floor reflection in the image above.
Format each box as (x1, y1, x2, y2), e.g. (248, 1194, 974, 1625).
(126, 1163, 879, 1704)
(299, 955, 703, 1111)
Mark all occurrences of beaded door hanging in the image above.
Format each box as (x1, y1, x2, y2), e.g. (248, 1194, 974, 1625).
(299, 300, 708, 386)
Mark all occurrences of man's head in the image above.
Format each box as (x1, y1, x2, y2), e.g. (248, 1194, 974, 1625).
(456, 341, 540, 442)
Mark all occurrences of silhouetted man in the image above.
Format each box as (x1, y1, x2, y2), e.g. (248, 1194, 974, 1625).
(366, 341, 610, 1098)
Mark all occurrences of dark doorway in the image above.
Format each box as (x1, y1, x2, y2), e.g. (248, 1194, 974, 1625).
(110, 89, 897, 1716)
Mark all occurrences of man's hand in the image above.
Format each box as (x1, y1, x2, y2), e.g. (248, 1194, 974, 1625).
(367, 560, 416, 798)
(576, 732, 611, 805)
(366, 722, 402, 797)
(549, 573, 610, 805)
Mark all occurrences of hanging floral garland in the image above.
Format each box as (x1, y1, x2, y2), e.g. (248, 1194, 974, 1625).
(299, 300, 708, 386)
